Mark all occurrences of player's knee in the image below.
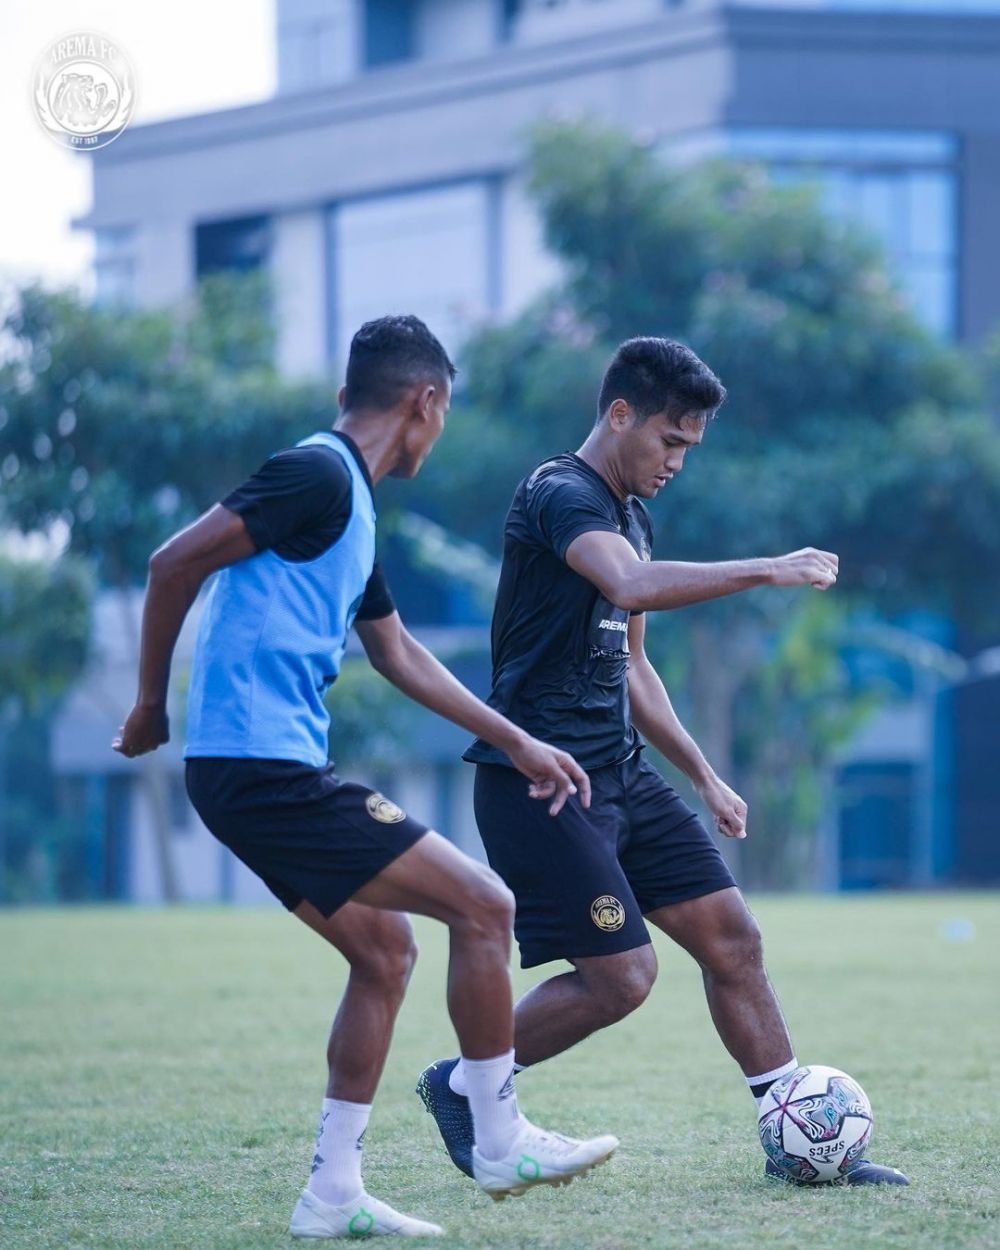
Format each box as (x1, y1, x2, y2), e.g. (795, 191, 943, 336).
(585, 948, 657, 1025)
(707, 912, 764, 979)
(456, 866, 515, 941)
(351, 928, 419, 994)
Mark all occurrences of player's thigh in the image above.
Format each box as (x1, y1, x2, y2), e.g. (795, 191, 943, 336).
(647, 886, 762, 968)
(474, 762, 648, 968)
(620, 756, 736, 918)
(349, 830, 513, 929)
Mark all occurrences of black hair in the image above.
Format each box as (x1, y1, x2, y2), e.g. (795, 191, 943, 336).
(597, 337, 726, 424)
(344, 315, 456, 412)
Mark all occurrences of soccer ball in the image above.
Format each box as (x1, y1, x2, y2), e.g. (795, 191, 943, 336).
(757, 1065, 873, 1183)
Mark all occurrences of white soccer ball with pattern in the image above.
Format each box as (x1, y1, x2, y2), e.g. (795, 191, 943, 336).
(757, 1064, 873, 1183)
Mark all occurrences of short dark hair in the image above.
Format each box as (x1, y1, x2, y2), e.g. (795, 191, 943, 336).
(597, 337, 726, 424)
(344, 315, 456, 412)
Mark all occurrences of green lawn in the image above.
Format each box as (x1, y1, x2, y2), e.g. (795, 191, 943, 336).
(1, 894, 997, 1249)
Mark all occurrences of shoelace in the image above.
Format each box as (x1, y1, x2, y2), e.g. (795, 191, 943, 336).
(522, 1127, 579, 1155)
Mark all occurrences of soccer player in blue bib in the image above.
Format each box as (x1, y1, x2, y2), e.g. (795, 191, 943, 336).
(417, 336, 908, 1188)
(113, 316, 619, 1238)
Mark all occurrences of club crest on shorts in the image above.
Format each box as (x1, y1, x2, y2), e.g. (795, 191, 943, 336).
(591, 894, 625, 932)
(366, 792, 406, 824)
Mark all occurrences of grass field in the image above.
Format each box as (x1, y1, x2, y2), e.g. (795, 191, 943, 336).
(1, 893, 997, 1249)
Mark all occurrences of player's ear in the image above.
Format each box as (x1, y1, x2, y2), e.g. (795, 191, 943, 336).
(337, 385, 347, 409)
(414, 383, 437, 422)
(607, 399, 632, 430)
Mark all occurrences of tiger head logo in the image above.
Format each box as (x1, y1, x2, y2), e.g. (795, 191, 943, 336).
(591, 895, 625, 932)
(52, 73, 117, 128)
(365, 792, 406, 824)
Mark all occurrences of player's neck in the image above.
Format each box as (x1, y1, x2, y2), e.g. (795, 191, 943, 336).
(575, 434, 629, 501)
(334, 412, 404, 485)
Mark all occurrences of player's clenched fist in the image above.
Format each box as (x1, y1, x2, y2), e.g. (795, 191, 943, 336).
(112, 702, 169, 757)
(768, 548, 839, 591)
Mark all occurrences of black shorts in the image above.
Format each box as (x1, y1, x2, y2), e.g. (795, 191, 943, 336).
(474, 750, 737, 968)
(185, 758, 430, 918)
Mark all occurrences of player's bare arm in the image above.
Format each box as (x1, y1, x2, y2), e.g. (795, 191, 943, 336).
(113, 505, 256, 757)
(565, 531, 839, 614)
(356, 612, 591, 815)
(626, 614, 747, 839)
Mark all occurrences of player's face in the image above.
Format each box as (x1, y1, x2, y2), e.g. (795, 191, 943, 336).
(621, 409, 705, 498)
(394, 377, 452, 478)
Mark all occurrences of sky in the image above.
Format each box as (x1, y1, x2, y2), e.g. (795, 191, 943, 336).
(2, 0, 275, 290)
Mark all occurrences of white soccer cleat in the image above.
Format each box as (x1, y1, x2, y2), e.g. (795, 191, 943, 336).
(472, 1121, 619, 1201)
(289, 1188, 444, 1238)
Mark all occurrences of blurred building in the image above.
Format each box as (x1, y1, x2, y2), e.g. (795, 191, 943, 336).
(79, 0, 1000, 375)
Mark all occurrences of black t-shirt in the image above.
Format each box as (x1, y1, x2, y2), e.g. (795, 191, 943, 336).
(221, 432, 395, 622)
(464, 453, 653, 770)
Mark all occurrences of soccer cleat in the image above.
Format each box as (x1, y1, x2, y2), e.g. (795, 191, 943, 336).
(415, 1057, 475, 1178)
(472, 1121, 619, 1201)
(764, 1158, 909, 1187)
(289, 1188, 444, 1238)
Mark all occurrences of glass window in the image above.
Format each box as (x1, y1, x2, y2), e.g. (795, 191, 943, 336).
(329, 181, 494, 367)
(718, 128, 959, 337)
(94, 226, 136, 305)
(364, 0, 415, 68)
(195, 215, 271, 277)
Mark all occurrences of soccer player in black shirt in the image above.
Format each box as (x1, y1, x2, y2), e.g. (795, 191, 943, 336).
(418, 336, 908, 1187)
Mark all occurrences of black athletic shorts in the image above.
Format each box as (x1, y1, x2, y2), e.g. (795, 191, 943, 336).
(185, 758, 430, 918)
(474, 750, 737, 968)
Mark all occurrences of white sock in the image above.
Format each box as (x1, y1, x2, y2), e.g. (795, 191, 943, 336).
(307, 1098, 371, 1206)
(462, 1050, 524, 1161)
(746, 1058, 799, 1109)
(450, 1057, 526, 1097)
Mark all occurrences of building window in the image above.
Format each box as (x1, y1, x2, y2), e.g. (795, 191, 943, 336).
(195, 215, 271, 278)
(327, 180, 496, 369)
(679, 128, 959, 338)
(94, 225, 136, 305)
(364, 0, 415, 68)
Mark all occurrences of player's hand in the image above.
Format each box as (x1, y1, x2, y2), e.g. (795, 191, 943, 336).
(508, 735, 592, 816)
(696, 774, 748, 840)
(112, 703, 169, 758)
(768, 548, 839, 591)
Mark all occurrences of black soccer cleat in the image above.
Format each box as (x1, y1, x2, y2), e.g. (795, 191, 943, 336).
(415, 1057, 475, 1178)
(765, 1158, 909, 1187)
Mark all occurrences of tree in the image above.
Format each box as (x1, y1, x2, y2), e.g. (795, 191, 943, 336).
(0, 274, 340, 899)
(405, 121, 1000, 885)
(0, 551, 93, 901)
(0, 553, 93, 713)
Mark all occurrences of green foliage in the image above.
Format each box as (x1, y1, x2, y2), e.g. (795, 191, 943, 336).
(0, 278, 337, 587)
(734, 597, 880, 887)
(324, 659, 420, 771)
(0, 553, 93, 713)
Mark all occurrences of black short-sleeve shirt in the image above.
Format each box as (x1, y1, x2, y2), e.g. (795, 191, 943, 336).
(464, 453, 653, 770)
(221, 432, 395, 622)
